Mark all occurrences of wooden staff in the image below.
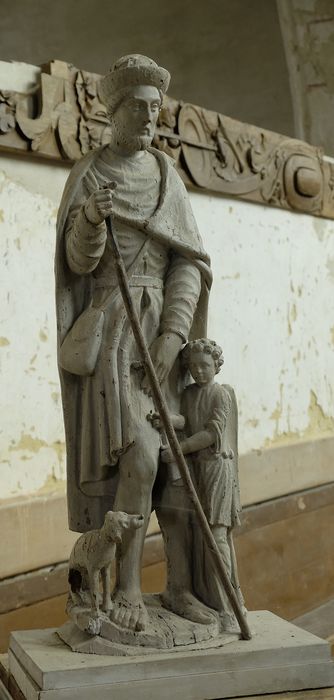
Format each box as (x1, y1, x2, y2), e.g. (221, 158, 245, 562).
(106, 214, 252, 641)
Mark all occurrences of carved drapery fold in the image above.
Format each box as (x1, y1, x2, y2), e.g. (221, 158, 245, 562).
(1, 59, 333, 220)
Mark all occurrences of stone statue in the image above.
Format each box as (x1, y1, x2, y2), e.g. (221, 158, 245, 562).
(158, 339, 245, 630)
(55, 53, 214, 636)
(68, 511, 144, 617)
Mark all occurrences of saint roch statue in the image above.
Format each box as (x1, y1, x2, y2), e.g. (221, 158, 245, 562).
(55, 54, 246, 644)
(56, 54, 213, 634)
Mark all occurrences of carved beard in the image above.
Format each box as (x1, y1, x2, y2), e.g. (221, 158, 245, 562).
(112, 121, 153, 152)
(125, 134, 152, 151)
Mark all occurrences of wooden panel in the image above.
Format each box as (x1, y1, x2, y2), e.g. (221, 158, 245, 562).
(0, 534, 164, 614)
(293, 598, 334, 641)
(239, 437, 334, 507)
(141, 561, 166, 594)
(0, 493, 76, 580)
(3, 484, 332, 613)
(1, 484, 333, 652)
(0, 493, 160, 579)
(235, 493, 334, 620)
(0, 595, 68, 654)
(1, 437, 333, 580)
(0, 564, 68, 615)
(239, 482, 334, 533)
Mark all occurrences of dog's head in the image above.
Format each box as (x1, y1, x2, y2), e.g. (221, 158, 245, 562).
(103, 511, 144, 543)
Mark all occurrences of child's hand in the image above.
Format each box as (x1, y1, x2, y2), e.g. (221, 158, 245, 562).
(146, 412, 162, 430)
(222, 447, 234, 459)
(161, 447, 174, 463)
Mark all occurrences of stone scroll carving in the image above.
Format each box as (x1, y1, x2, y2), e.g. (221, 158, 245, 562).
(1, 59, 334, 220)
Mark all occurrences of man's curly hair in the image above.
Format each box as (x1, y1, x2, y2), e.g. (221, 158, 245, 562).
(181, 338, 224, 374)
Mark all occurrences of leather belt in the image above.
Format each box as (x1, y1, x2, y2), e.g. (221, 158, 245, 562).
(95, 275, 163, 289)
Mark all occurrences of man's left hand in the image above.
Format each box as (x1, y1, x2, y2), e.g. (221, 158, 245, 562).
(142, 332, 183, 394)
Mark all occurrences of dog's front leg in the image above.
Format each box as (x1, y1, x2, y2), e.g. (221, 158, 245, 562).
(101, 564, 112, 612)
(89, 569, 100, 613)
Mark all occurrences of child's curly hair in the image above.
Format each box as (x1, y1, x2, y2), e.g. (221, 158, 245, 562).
(181, 338, 224, 374)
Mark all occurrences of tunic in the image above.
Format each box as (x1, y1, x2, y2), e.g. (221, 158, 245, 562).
(182, 381, 241, 527)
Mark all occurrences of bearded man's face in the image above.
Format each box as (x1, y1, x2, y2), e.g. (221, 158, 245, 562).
(111, 85, 161, 151)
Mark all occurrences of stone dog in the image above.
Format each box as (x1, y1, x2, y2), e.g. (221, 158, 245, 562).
(68, 511, 144, 614)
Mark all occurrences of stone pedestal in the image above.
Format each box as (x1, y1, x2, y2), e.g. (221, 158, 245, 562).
(7, 611, 334, 700)
(60, 592, 238, 654)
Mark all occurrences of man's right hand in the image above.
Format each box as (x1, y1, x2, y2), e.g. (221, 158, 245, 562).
(84, 186, 115, 225)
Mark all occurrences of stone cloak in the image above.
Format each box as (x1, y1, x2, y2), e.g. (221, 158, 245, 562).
(55, 145, 212, 532)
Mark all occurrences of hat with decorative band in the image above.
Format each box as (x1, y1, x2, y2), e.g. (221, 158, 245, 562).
(99, 54, 170, 109)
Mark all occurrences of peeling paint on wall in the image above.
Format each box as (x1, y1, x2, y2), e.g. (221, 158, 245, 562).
(330, 327, 334, 345)
(0, 169, 67, 498)
(246, 419, 259, 428)
(313, 217, 327, 242)
(39, 329, 48, 342)
(307, 389, 334, 435)
(326, 256, 334, 281)
(37, 472, 66, 495)
(264, 390, 334, 449)
(287, 302, 298, 335)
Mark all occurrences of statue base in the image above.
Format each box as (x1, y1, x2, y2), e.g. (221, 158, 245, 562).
(60, 593, 237, 654)
(7, 611, 334, 700)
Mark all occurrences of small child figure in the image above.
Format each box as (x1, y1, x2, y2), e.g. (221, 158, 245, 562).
(159, 338, 244, 629)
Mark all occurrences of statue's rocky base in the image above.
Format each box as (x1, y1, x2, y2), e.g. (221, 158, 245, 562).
(7, 611, 334, 700)
(61, 593, 236, 654)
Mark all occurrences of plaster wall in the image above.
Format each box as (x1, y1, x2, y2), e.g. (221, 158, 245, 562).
(1, 154, 333, 502)
(193, 193, 334, 452)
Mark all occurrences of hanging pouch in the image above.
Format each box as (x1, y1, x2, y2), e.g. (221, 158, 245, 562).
(59, 305, 106, 376)
(59, 234, 150, 376)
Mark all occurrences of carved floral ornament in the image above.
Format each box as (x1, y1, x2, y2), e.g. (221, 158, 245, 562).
(1, 59, 333, 219)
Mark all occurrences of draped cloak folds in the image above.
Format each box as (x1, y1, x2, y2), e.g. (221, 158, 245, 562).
(55, 145, 212, 532)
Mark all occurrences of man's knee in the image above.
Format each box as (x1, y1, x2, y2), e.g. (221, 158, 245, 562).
(119, 434, 160, 490)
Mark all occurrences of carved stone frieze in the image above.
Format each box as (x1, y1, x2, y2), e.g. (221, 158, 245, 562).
(1, 59, 334, 220)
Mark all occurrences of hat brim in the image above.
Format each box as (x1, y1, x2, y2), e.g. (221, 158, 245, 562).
(99, 64, 170, 107)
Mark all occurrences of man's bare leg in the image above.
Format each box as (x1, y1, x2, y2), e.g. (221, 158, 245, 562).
(110, 428, 160, 631)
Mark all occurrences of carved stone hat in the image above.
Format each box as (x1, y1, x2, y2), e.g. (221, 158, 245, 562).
(99, 54, 170, 111)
